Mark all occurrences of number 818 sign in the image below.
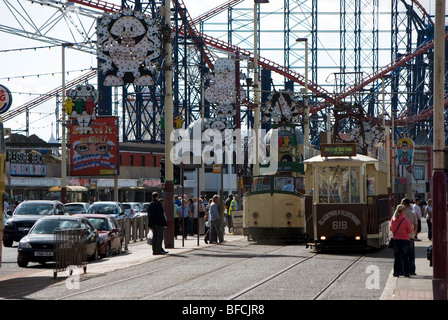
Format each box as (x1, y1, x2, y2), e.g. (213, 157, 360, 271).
(0, 85, 13, 114)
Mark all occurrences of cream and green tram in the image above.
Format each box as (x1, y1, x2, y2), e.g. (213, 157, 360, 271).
(243, 175, 306, 242)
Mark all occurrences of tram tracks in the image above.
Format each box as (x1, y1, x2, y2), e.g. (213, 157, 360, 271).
(5, 241, 367, 300)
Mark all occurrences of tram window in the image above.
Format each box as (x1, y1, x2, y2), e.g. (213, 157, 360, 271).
(350, 167, 361, 203)
(316, 165, 362, 204)
(367, 175, 375, 195)
(275, 177, 294, 192)
(252, 177, 271, 192)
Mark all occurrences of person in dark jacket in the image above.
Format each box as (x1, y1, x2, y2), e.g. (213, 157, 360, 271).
(148, 192, 168, 255)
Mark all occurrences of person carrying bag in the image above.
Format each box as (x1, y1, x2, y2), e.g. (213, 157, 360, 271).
(390, 204, 413, 277)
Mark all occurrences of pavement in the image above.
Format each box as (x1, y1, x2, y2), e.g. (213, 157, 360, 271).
(380, 219, 434, 300)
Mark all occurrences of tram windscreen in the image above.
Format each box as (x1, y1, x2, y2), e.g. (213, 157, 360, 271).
(316, 166, 362, 204)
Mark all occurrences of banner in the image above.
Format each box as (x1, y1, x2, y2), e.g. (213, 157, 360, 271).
(397, 137, 414, 165)
(70, 116, 119, 176)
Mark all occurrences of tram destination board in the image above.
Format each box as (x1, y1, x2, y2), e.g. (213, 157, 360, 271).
(321, 143, 357, 157)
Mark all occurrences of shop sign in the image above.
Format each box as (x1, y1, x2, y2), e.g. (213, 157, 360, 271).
(70, 116, 119, 176)
(8, 151, 46, 176)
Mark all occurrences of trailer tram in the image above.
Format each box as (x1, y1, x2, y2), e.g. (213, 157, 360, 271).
(304, 144, 390, 250)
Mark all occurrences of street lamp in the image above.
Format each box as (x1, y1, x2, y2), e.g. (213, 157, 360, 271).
(253, 0, 269, 176)
(61, 42, 73, 204)
(296, 37, 309, 147)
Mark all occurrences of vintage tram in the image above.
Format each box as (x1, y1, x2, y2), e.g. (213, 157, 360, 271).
(243, 175, 306, 242)
(242, 121, 312, 243)
(304, 144, 390, 250)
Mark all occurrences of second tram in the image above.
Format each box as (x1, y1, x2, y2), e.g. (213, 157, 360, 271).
(304, 145, 390, 250)
(243, 175, 306, 242)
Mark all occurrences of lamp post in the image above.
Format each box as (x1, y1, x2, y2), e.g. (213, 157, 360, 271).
(61, 42, 73, 204)
(296, 37, 309, 147)
(163, 0, 175, 249)
(252, 0, 269, 176)
(432, 0, 447, 300)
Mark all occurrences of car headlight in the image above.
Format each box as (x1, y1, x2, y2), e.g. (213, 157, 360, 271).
(19, 240, 32, 248)
(4, 220, 13, 227)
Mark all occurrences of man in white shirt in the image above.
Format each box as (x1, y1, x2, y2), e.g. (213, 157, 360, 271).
(412, 198, 422, 240)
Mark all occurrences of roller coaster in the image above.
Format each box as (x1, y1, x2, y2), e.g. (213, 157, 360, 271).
(0, 0, 445, 148)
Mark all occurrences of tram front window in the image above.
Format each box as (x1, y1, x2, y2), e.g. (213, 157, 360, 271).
(316, 166, 362, 204)
(275, 177, 294, 192)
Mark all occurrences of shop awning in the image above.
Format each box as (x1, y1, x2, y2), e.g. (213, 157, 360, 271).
(49, 186, 88, 192)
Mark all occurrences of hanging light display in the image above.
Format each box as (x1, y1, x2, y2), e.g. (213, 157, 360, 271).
(97, 8, 162, 86)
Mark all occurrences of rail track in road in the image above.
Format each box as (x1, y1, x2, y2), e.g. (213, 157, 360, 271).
(3, 239, 376, 300)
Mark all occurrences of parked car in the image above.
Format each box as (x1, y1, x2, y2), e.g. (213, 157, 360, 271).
(77, 214, 123, 258)
(123, 202, 141, 217)
(86, 201, 126, 220)
(135, 202, 150, 218)
(3, 200, 67, 247)
(65, 202, 90, 215)
(17, 215, 99, 268)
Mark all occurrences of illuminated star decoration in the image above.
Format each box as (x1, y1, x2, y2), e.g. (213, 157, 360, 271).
(66, 83, 100, 134)
(204, 58, 245, 131)
(97, 8, 162, 87)
(263, 90, 301, 124)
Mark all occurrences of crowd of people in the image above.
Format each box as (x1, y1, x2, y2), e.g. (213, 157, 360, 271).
(147, 192, 241, 255)
(390, 197, 433, 278)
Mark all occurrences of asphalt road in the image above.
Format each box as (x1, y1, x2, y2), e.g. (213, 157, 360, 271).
(0, 237, 394, 301)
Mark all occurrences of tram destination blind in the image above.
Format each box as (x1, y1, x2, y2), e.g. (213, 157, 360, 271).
(320, 143, 357, 157)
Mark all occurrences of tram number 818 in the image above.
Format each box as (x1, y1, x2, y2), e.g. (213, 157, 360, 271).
(332, 221, 347, 230)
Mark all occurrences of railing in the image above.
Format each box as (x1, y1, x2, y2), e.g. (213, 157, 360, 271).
(117, 216, 150, 251)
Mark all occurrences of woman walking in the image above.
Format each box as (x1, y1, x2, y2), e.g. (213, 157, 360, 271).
(390, 204, 413, 277)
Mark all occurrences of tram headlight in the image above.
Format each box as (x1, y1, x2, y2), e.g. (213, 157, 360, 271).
(286, 212, 292, 219)
(252, 212, 259, 219)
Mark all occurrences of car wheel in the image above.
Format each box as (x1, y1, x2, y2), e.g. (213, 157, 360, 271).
(117, 241, 123, 255)
(106, 243, 111, 258)
(17, 257, 29, 268)
(3, 238, 13, 247)
(91, 246, 98, 261)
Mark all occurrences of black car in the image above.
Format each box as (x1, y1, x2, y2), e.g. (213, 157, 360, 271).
(17, 215, 99, 268)
(3, 200, 67, 247)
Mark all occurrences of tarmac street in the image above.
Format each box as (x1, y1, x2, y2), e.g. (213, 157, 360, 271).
(0, 220, 436, 301)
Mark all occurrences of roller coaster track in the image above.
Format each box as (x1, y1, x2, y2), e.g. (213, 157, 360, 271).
(2, 69, 97, 122)
(4, 0, 438, 125)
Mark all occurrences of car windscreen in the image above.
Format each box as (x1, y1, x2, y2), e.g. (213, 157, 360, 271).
(15, 203, 55, 216)
(30, 219, 80, 234)
(87, 204, 117, 215)
(86, 217, 108, 231)
(65, 204, 85, 213)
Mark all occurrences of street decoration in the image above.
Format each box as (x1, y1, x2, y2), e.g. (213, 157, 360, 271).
(0, 84, 13, 114)
(397, 137, 414, 165)
(65, 83, 100, 134)
(204, 58, 245, 130)
(97, 8, 162, 86)
(263, 90, 301, 123)
(70, 116, 119, 176)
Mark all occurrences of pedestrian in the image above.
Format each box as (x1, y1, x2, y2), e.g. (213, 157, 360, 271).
(227, 194, 238, 233)
(401, 198, 418, 275)
(187, 198, 195, 236)
(390, 204, 413, 277)
(173, 198, 179, 239)
(225, 194, 233, 233)
(148, 192, 168, 255)
(425, 199, 433, 241)
(192, 197, 199, 235)
(209, 194, 226, 244)
(412, 198, 422, 240)
(178, 199, 189, 239)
